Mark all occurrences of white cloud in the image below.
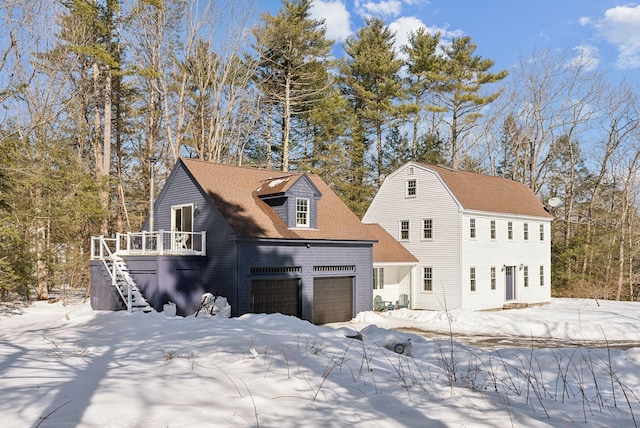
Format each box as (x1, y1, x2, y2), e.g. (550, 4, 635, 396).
(355, 0, 403, 19)
(569, 44, 600, 71)
(388, 16, 463, 57)
(310, 0, 352, 42)
(595, 5, 640, 69)
(578, 16, 591, 26)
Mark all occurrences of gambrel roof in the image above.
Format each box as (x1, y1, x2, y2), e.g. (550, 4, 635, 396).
(415, 163, 553, 219)
(180, 158, 376, 241)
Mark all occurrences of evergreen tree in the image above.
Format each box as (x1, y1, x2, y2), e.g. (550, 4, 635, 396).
(341, 17, 404, 187)
(252, 0, 334, 171)
(403, 28, 444, 160)
(431, 36, 507, 168)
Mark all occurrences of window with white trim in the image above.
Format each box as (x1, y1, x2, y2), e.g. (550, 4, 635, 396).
(539, 265, 545, 286)
(400, 220, 410, 241)
(423, 267, 433, 292)
(373, 267, 384, 290)
(540, 224, 545, 241)
(490, 266, 496, 290)
(470, 218, 476, 239)
(406, 179, 416, 197)
(523, 266, 529, 287)
(524, 223, 529, 240)
(422, 218, 433, 240)
(296, 198, 310, 227)
(470, 267, 476, 292)
(508, 221, 513, 240)
(490, 220, 496, 239)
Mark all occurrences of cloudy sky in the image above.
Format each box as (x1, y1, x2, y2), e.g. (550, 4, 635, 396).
(262, 0, 640, 78)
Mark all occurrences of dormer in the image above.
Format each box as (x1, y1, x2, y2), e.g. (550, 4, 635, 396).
(256, 174, 322, 229)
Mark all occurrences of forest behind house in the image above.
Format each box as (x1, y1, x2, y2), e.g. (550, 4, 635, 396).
(1, 0, 639, 304)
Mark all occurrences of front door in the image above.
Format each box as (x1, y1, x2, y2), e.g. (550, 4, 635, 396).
(505, 266, 515, 301)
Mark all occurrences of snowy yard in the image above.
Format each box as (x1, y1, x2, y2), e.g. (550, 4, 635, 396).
(1, 298, 640, 427)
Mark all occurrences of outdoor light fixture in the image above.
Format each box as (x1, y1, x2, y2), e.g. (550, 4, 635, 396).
(519, 264, 524, 270)
(501, 265, 506, 271)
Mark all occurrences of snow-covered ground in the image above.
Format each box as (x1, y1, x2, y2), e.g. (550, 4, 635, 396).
(1, 298, 639, 427)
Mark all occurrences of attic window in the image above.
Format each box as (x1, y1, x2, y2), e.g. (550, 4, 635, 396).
(296, 198, 309, 227)
(406, 179, 416, 197)
(407, 167, 414, 175)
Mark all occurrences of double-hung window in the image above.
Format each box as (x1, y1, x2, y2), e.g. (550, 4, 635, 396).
(490, 266, 496, 290)
(373, 267, 384, 290)
(490, 220, 496, 239)
(400, 220, 410, 241)
(470, 267, 476, 292)
(423, 267, 433, 292)
(523, 266, 529, 287)
(524, 223, 529, 240)
(508, 221, 513, 240)
(540, 224, 545, 241)
(296, 198, 310, 227)
(470, 218, 476, 239)
(539, 266, 545, 286)
(406, 179, 416, 197)
(422, 218, 433, 240)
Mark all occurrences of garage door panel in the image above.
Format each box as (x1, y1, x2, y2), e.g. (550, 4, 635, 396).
(313, 277, 353, 324)
(251, 279, 300, 317)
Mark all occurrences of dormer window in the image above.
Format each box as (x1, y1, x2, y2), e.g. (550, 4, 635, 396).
(296, 198, 310, 227)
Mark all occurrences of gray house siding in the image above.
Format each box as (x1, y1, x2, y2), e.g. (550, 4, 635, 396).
(286, 179, 319, 229)
(93, 160, 374, 322)
(236, 241, 372, 322)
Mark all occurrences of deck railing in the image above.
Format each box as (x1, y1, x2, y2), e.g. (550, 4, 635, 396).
(90, 230, 207, 259)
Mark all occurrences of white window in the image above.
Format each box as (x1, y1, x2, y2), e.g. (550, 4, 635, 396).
(490, 220, 496, 239)
(523, 266, 529, 287)
(524, 223, 529, 240)
(540, 224, 545, 241)
(539, 265, 544, 286)
(508, 221, 513, 240)
(491, 266, 496, 290)
(400, 220, 410, 241)
(470, 267, 476, 292)
(423, 267, 433, 292)
(470, 218, 476, 239)
(171, 204, 194, 250)
(296, 198, 309, 227)
(373, 267, 384, 290)
(406, 179, 416, 197)
(422, 218, 433, 240)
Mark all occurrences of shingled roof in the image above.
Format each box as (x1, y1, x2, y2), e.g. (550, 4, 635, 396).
(180, 158, 376, 241)
(417, 163, 553, 219)
(365, 224, 418, 264)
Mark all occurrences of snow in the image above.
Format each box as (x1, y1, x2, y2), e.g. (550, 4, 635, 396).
(2, 298, 640, 427)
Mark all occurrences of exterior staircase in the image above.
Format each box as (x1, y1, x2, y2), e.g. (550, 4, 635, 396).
(105, 255, 153, 313)
(92, 235, 152, 313)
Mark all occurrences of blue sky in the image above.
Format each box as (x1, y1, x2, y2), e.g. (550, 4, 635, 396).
(262, 0, 640, 80)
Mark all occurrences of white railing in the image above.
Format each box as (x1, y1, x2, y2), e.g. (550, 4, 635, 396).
(91, 230, 207, 259)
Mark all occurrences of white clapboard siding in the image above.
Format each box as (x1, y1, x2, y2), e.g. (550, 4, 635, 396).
(365, 162, 552, 311)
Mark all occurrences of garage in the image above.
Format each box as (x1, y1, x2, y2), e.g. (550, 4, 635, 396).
(313, 276, 354, 324)
(251, 279, 300, 317)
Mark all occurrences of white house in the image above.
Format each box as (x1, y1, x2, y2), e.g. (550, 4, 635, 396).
(363, 162, 554, 311)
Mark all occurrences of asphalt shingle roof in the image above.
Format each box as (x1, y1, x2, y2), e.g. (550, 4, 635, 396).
(181, 158, 376, 241)
(419, 163, 553, 219)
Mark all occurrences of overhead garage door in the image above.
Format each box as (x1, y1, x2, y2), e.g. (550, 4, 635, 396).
(313, 277, 353, 324)
(251, 279, 300, 317)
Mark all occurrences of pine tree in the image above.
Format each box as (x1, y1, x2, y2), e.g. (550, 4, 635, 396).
(403, 28, 444, 160)
(342, 17, 404, 187)
(252, 0, 334, 171)
(430, 36, 507, 168)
